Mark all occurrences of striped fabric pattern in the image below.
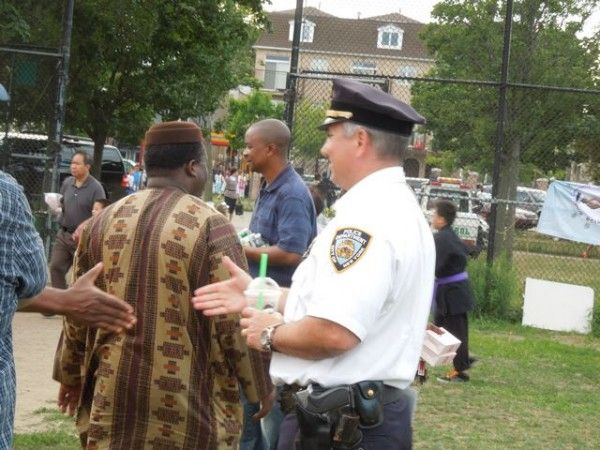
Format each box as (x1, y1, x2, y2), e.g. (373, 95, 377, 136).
(54, 187, 271, 449)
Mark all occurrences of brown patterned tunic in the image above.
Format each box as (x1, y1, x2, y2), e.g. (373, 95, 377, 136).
(53, 188, 271, 449)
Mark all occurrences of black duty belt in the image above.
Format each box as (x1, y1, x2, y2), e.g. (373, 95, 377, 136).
(280, 382, 403, 415)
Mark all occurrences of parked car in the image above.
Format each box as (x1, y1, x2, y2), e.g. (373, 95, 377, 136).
(477, 202, 539, 229)
(516, 186, 546, 217)
(478, 185, 543, 228)
(1, 132, 128, 201)
(405, 177, 429, 199)
(420, 178, 489, 251)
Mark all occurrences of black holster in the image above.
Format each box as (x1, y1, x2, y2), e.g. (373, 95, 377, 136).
(293, 386, 362, 450)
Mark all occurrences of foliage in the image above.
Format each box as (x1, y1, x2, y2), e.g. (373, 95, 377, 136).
(223, 90, 284, 151)
(468, 254, 521, 321)
(291, 99, 327, 161)
(2, 0, 267, 177)
(412, 0, 599, 256)
(0, 3, 30, 42)
(570, 104, 600, 183)
(425, 150, 457, 176)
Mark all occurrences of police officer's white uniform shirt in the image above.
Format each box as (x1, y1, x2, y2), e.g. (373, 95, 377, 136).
(270, 166, 435, 390)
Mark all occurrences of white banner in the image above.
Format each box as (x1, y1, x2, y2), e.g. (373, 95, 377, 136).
(537, 181, 600, 245)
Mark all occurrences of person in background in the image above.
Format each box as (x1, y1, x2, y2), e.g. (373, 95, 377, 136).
(193, 78, 435, 450)
(431, 199, 477, 383)
(72, 198, 111, 244)
(224, 167, 239, 221)
(240, 119, 317, 450)
(53, 121, 272, 449)
(49, 151, 105, 289)
(238, 171, 248, 199)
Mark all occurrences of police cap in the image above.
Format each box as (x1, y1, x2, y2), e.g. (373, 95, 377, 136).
(319, 78, 425, 136)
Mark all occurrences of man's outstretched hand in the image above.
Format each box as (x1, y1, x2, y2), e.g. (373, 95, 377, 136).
(66, 262, 136, 332)
(192, 256, 252, 316)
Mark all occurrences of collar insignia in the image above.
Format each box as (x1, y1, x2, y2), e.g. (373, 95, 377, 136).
(330, 228, 371, 272)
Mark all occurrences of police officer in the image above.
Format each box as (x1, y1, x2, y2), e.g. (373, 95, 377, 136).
(193, 78, 436, 449)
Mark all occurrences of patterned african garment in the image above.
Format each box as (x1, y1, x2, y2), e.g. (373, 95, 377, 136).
(53, 187, 271, 450)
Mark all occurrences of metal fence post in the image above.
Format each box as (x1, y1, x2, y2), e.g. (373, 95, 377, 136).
(283, 0, 304, 157)
(487, 0, 514, 267)
(44, 0, 74, 256)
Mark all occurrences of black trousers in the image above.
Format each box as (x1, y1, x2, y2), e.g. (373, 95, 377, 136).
(49, 229, 77, 289)
(434, 312, 470, 372)
(277, 395, 413, 450)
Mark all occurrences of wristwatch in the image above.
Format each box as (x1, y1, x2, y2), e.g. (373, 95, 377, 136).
(260, 323, 283, 352)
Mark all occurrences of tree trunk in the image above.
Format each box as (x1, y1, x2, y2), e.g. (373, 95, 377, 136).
(493, 135, 520, 259)
(92, 133, 106, 180)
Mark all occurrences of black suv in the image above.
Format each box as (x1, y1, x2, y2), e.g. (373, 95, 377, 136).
(1, 132, 128, 201)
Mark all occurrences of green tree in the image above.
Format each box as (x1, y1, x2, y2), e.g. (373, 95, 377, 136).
(2, 0, 266, 178)
(411, 0, 598, 257)
(223, 90, 284, 151)
(291, 99, 327, 163)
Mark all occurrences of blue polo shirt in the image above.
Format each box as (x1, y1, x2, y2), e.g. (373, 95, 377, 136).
(249, 164, 317, 287)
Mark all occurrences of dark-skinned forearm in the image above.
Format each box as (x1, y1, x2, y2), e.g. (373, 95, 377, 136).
(244, 245, 302, 266)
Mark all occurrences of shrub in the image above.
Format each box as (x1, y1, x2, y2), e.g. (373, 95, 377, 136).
(469, 254, 521, 321)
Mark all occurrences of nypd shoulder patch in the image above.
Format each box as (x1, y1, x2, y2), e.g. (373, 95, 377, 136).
(330, 228, 372, 272)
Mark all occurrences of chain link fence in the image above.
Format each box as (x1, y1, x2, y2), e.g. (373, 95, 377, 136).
(260, 1, 600, 326)
(1, 47, 63, 253)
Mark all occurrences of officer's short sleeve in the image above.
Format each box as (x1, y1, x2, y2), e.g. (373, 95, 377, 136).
(304, 226, 394, 340)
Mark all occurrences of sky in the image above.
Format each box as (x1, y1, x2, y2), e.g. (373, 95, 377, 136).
(263, 0, 599, 37)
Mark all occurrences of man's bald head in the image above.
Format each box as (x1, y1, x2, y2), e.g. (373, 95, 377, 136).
(246, 119, 291, 157)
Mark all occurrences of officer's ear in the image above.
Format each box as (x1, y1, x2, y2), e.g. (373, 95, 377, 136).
(355, 127, 370, 158)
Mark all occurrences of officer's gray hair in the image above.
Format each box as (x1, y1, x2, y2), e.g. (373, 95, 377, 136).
(342, 122, 409, 162)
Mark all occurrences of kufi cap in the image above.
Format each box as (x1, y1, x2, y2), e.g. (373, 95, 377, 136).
(319, 78, 425, 136)
(145, 121, 203, 146)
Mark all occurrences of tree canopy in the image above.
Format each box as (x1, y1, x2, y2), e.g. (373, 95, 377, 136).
(222, 90, 284, 151)
(411, 0, 599, 255)
(1, 0, 266, 176)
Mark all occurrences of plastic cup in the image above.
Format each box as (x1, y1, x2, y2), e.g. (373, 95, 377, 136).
(244, 277, 281, 311)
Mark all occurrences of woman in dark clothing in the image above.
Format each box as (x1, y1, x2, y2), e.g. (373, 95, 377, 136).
(432, 200, 476, 382)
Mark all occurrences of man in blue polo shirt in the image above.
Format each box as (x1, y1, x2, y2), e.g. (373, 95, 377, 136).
(243, 119, 317, 288)
(241, 119, 317, 450)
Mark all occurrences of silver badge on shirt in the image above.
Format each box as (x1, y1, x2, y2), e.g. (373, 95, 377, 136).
(330, 228, 371, 272)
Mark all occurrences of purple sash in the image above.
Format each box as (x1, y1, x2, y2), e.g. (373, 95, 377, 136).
(431, 271, 469, 312)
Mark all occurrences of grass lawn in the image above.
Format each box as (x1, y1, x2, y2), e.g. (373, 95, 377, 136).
(415, 320, 600, 449)
(13, 408, 79, 450)
(14, 322, 599, 449)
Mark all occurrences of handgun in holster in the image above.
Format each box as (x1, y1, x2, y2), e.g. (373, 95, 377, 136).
(293, 385, 363, 450)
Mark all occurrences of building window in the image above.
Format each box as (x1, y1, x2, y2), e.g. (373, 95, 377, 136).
(377, 25, 404, 50)
(310, 58, 328, 72)
(351, 61, 377, 75)
(264, 55, 290, 90)
(288, 19, 316, 43)
(399, 65, 417, 85)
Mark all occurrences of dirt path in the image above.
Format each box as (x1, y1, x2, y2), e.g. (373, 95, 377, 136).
(12, 313, 64, 433)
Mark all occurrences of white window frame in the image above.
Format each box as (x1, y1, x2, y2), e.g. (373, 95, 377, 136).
(398, 65, 417, 85)
(288, 19, 316, 43)
(377, 25, 404, 50)
(351, 60, 377, 76)
(310, 58, 329, 72)
(263, 55, 290, 90)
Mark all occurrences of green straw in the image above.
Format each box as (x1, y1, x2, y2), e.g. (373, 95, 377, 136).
(256, 253, 268, 310)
